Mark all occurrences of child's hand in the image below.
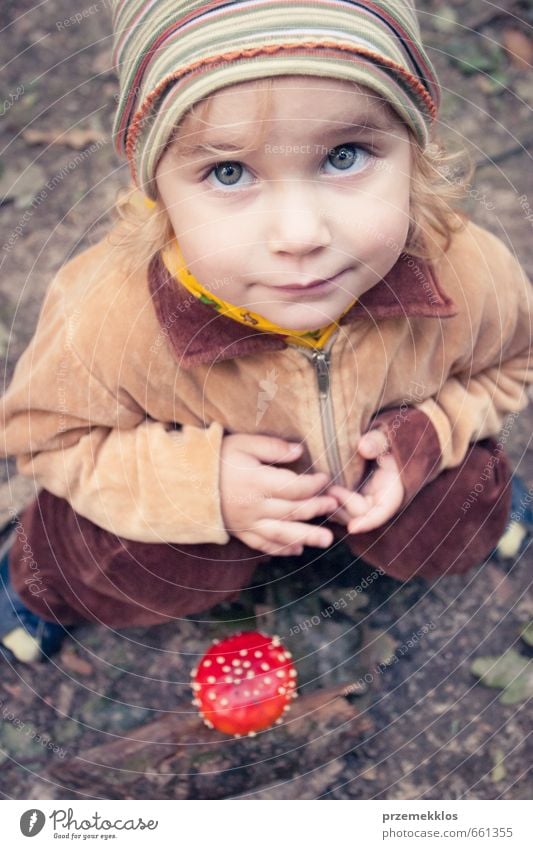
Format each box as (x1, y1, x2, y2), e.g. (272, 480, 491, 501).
(328, 429, 405, 533)
(220, 433, 338, 557)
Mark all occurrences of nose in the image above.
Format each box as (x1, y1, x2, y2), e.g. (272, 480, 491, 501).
(267, 181, 332, 255)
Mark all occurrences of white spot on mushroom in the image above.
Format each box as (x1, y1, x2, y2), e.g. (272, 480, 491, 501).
(207, 675, 216, 684)
(260, 662, 270, 671)
(275, 718, 283, 725)
(272, 636, 281, 646)
(276, 670, 286, 678)
(244, 690, 251, 697)
(284, 651, 292, 659)
(216, 656, 225, 664)
(289, 669, 297, 677)
(239, 649, 248, 656)
(234, 733, 241, 738)
(203, 659, 212, 667)
(191, 698, 201, 706)
(248, 730, 257, 737)
(204, 719, 214, 728)
(222, 665, 231, 673)
(190, 666, 198, 676)
(224, 676, 233, 684)
(254, 650, 263, 658)
(208, 692, 217, 701)
(220, 697, 229, 707)
(264, 676, 272, 685)
(231, 659, 241, 666)
(278, 686, 286, 695)
(246, 671, 255, 679)
(242, 660, 251, 668)
(252, 689, 260, 696)
(192, 682, 201, 692)
(234, 668, 243, 676)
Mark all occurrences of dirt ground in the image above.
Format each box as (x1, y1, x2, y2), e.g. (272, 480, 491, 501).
(0, 0, 532, 800)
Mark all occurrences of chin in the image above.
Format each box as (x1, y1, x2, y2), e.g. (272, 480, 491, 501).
(268, 315, 324, 332)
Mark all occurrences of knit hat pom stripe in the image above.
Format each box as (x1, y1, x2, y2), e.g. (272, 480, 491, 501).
(111, 0, 441, 198)
(113, 1, 438, 137)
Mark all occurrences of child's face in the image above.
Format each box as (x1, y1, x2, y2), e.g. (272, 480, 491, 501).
(155, 76, 413, 330)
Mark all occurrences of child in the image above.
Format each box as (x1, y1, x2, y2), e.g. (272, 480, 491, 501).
(1, 0, 532, 664)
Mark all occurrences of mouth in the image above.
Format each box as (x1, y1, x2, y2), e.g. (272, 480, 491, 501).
(272, 271, 345, 294)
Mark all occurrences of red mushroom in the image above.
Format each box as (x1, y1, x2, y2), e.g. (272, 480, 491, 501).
(191, 631, 298, 737)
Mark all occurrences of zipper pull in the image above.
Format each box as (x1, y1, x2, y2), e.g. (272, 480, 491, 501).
(312, 350, 331, 397)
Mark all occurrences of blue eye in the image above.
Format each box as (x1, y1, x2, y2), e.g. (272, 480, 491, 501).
(324, 143, 370, 172)
(210, 161, 245, 187)
(205, 142, 373, 191)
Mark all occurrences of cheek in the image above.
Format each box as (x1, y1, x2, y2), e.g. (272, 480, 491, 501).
(353, 199, 410, 267)
(176, 233, 241, 295)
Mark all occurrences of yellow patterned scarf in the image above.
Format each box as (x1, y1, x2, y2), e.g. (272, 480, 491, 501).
(159, 236, 356, 350)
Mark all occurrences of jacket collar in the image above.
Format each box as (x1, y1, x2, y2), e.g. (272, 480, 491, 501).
(148, 250, 458, 367)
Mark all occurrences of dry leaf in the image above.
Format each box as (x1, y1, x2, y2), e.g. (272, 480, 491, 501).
(0, 163, 47, 209)
(490, 747, 507, 783)
(502, 29, 533, 69)
(60, 651, 94, 676)
(22, 128, 107, 149)
(471, 649, 533, 705)
(2, 682, 24, 699)
(521, 620, 533, 646)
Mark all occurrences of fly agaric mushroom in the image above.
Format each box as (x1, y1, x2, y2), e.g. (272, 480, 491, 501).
(191, 631, 298, 737)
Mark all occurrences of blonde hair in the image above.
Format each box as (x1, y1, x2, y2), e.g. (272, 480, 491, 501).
(108, 78, 474, 269)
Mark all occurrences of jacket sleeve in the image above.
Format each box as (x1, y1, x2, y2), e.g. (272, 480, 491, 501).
(370, 238, 533, 507)
(0, 273, 230, 546)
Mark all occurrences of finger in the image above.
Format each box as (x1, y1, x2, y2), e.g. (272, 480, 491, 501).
(240, 531, 304, 557)
(328, 505, 352, 526)
(261, 467, 331, 500)
(328, 485, 370, 518)
(358, 429, 391, 460)
(255, 519, 334, 550)
(266, 495, 339, 522)
(348, 501, 396, 533)
(239, 435, 303, 465)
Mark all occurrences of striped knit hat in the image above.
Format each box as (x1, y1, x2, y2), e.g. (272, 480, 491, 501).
(112, 1, 441, 201)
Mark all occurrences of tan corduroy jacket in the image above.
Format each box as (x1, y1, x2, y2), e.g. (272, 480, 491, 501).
(1, 215, 532, 546)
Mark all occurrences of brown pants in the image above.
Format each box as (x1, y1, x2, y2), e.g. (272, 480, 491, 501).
(9, 439, 511, 627)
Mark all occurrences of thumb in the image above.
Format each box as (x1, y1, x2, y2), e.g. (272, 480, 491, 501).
(358, 429, 390, 459)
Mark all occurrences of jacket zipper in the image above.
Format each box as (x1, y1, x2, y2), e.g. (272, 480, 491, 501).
(289, 332, 346, 486)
